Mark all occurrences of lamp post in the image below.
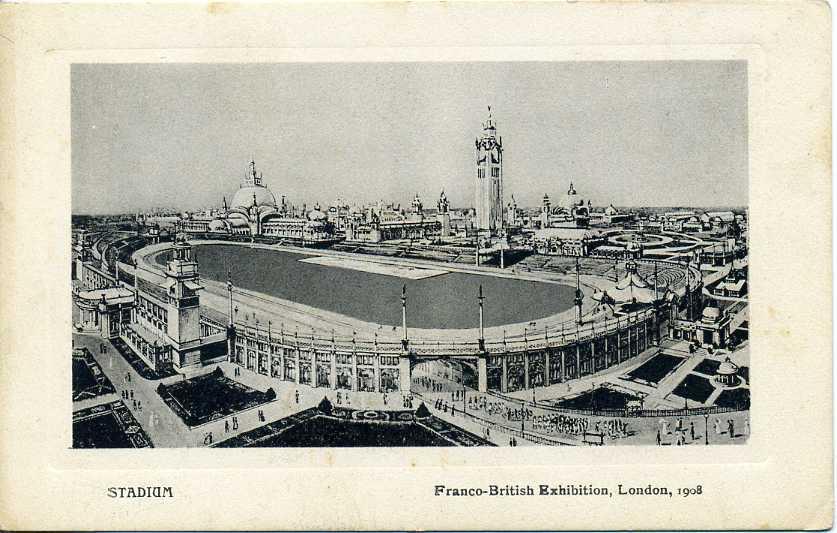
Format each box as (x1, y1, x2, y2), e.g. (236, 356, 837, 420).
(478, 285, 485, 352)
(704, 413, 710, 445)
(401, 284, 408, 351)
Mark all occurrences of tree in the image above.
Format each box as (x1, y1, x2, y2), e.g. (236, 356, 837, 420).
(415, 403, 432, 419)
(317, 396, 334, 414)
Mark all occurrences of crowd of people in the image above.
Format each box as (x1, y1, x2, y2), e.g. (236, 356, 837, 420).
(467, 395, 509, 417)
(414, 375, 448, 393)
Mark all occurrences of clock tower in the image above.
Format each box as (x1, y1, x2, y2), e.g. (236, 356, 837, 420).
(475, 107, 504, 233)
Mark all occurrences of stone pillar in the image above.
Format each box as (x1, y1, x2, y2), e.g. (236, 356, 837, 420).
(590, 340, 596, 372)
(398, 353, 411, 394)
(575, 344, 581, 377)
(477, 355, 488, 393)
(544, 349, 551, 387)
(604, 335, 609, 366)
(311, 355, 318, 389)
(330, 352, 337, 390)
(523, 352, 530, 389)
(294, 349, 301, 385)
(373, 353, 381, 393)
(500, 356, 508, 393)
(98, 308, 110, 338)
(351, 353, 358, 391)
(560, 348, 566, 383)
(617, 330, 623, 364)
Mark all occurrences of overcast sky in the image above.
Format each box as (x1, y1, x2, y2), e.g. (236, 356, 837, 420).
(72, 61, 747, 215)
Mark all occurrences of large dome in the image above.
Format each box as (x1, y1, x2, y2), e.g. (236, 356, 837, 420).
(231, 185, 277, 210)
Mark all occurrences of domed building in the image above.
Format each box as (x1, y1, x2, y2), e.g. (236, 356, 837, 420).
(558, 182, 584, 212)
(539, 182, 592, 229)
(223, 160, 280, 235)
(714, 357, 740, 387)
(180, 160, 338, 245)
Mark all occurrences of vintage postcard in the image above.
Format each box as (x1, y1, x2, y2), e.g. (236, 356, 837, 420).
(0, 2, 831, 531)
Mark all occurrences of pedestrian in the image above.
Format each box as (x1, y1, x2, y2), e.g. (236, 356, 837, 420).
(138, 402, 142, 412)
(728, 419, 735, 438)
(232, 416, 238, 430)
(130, 389, 134, 400)
(225, 420, 230, 433)
(336, 391, 342, 405)
(744, 419, 750, 436)
(656, 429, 661, 446)
(689, 421, 695, 441)
(295, 390, 299, 404)
(132, 399, 137, 410)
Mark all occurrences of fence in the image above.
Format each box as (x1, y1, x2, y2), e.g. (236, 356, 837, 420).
(484, 389, 746, 418)
(412, 391, 577, 446)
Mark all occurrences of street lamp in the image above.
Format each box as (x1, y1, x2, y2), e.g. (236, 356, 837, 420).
(704, 413, 710, 445)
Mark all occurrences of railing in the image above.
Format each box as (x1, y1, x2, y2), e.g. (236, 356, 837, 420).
(229, 309, 660, 357)
(484, 389, 747, 418)
(412, 391, 576, 446)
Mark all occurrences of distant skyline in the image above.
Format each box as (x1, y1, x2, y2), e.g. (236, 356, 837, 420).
(72, 61, 748, 215)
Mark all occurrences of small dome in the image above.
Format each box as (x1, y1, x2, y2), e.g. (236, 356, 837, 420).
(308, 208, 327, 221)
(208, 219, 227, 232)
(717, 358, 739, 376)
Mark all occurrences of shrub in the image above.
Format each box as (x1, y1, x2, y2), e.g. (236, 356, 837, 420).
(156, 383, 167, 395)
(211, 366, 224, 379)
(317, 396, 333, 414)
(415, 403, 431, 419)
(265, 387, 276, 401)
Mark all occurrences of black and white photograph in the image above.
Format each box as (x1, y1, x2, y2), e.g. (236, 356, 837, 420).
(71, 61, 751, 449)
(2, 2, 833, 531)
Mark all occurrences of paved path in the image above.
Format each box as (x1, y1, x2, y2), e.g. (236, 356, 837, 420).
(74, 333, 427, 447)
